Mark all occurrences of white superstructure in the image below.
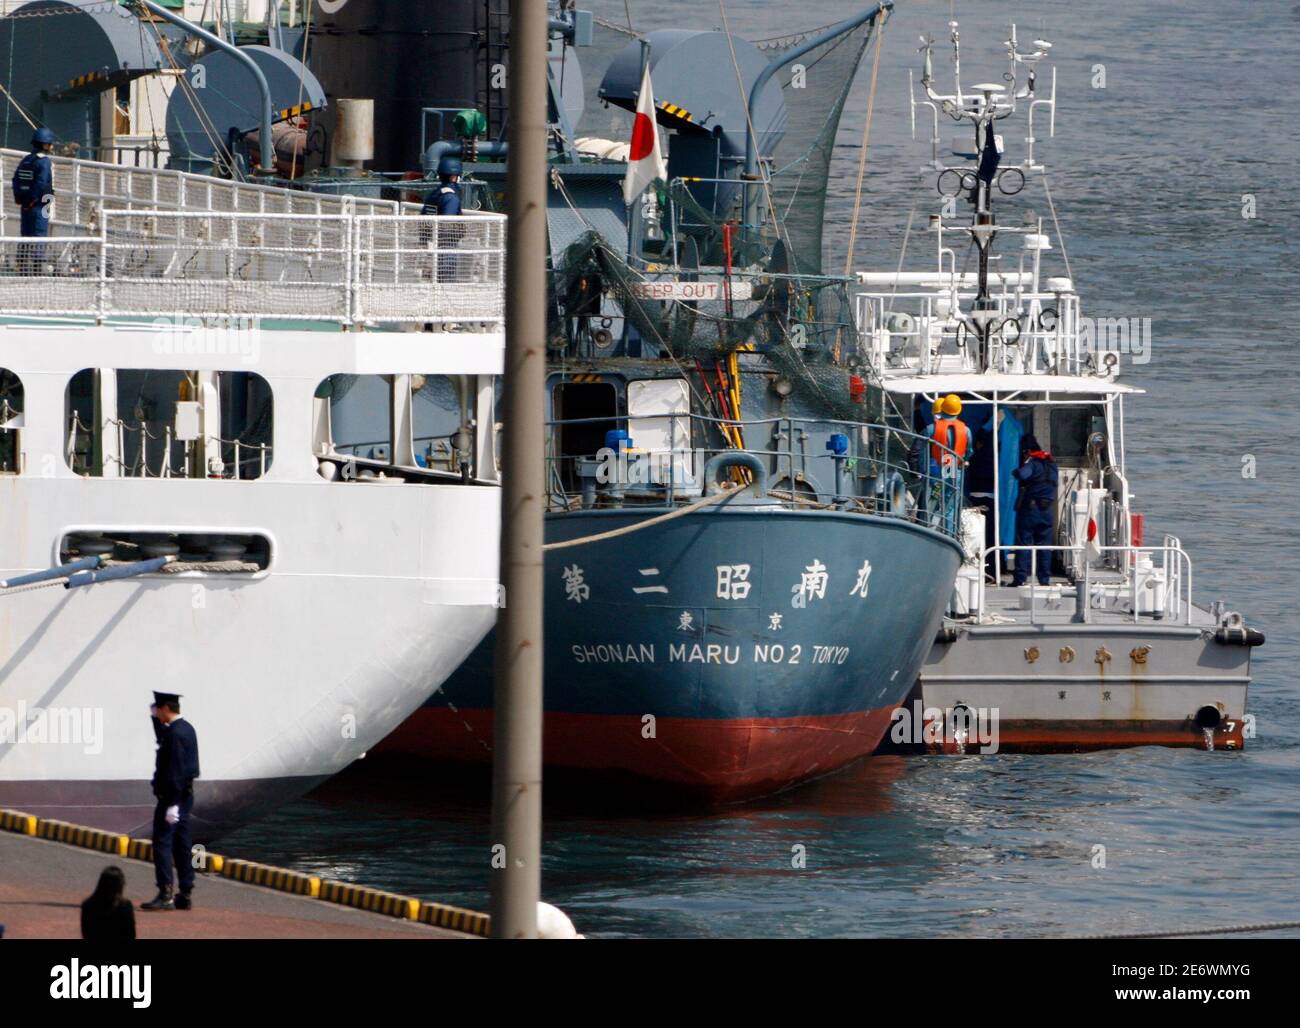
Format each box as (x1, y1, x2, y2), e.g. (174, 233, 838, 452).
(0, 152, 507, 836)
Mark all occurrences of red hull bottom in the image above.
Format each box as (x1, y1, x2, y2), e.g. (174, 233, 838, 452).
(377, 706, 897, 802)
(917, 717, 1246, 755)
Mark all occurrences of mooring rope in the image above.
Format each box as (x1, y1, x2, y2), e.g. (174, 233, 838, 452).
(541, 483, 745, 552)
(0, 578, 67, 598)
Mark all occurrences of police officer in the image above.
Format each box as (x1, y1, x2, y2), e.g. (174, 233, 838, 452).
(141, 691, 201, 912)
(1012, 434, 1059, 587)
(12, 126, 55, 274)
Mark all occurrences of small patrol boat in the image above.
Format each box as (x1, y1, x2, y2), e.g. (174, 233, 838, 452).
(371, 2, 967, 799)
(857, 23, 1262, 754)
(0, 0, 506, 837)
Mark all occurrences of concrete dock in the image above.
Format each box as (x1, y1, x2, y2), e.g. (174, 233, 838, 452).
(0, 829, 479, 940)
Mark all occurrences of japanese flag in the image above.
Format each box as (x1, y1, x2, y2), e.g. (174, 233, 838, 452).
(623, 60, 668, 204)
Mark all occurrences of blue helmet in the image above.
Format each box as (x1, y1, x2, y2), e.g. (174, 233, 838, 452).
(437, 155, 462, 179)
(32, 126, 55, 148)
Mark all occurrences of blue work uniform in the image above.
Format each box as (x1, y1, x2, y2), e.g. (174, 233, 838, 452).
(421, 182, 462, 217)
(150, 715, 201, 894)
(12, 150, 52, 274)
(12, 149, 53, 235)
(421, 181, 464, 283)
(1012, 454, 1058, 585)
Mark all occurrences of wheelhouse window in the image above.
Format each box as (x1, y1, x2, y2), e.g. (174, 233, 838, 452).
(65, 369, 273, 479)
(1049, 404, 1107, 468)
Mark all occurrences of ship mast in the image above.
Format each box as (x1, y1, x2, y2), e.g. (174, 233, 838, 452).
(916, 22, 1053, 371)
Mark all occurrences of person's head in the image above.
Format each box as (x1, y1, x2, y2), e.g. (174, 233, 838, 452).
(931, 397, 943, 416)
(31, 126, 55, 153)
(437, 155, 462, 183)
(941, 394, 963, 417)
(1020, 434, 1041, 459)
(152, 691, 181, 722)
(88, 866, 126, 909)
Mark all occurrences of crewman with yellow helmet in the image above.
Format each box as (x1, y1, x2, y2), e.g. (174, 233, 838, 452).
(923, 394, 969, 532)
(929, 394, 971, 471)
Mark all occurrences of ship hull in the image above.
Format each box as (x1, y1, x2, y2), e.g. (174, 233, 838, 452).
(880, 620, 1253, 754)
(380, 506, 962, 800)
(0, 478, 500, 842)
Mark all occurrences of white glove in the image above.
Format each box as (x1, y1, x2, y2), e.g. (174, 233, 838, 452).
(165, 805, 180, 825)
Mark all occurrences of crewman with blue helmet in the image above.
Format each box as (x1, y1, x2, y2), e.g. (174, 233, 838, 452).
(12, 126, 55, 273)
(420, 154, 465, 289)
(421, 154, 463, 217)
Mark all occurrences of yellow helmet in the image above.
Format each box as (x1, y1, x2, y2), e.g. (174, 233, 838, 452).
(941, 394, 963, 416)
(931, 397, 944, 414)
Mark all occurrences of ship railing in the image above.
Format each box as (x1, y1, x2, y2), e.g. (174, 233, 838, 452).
(664, 175, 780, 251)
(67, 410, 274, 480)
(0, 147, 404, 242)
(328, 432, 460, 473)
(543, 411, 966, 541)
(854, 283, 1104, 378)
(976, 542, 1193, 625)
(0, 208, 506, 326)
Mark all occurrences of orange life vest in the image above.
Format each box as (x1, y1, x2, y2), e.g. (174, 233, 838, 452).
(930, 417, 970, 464)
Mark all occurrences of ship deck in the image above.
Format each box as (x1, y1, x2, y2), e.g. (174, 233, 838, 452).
(967, 579, 1218, 632)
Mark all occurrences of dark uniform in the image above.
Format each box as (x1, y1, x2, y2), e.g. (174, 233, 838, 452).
(420, 182, 462, 217)
(12, 130, 54, 274)
(1012, 437, 1059, 586)
(148, 692, 200, 907)
(421, 155, 465, 286)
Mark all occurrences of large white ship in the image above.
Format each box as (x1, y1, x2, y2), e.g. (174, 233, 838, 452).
(0, 14, 507, 837)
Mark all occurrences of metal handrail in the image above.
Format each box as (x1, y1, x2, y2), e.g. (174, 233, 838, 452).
(856, 283, 1100, 378)
(977, 542, 1193, 625)
(543, 410, 965, 539)
(0, 208, 506, 326)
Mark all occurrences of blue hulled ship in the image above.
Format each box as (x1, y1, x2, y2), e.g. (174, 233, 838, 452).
(358, 2, 964, 798)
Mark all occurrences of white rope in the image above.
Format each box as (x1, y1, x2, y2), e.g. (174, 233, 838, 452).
(542, 484, 743, 551)
(0, 578, 68, 598)
(1040, 170, 1074, 285)
(0, 81, 35, 130)
(287, 0, 315, 179)
(841, 12, 886, 278)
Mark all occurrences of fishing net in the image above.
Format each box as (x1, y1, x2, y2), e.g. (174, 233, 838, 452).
(551, 227, 879, 424)
(560, 13, 888, 426)
(754, 16, 878, 277)
(588, 12, 878, 277)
